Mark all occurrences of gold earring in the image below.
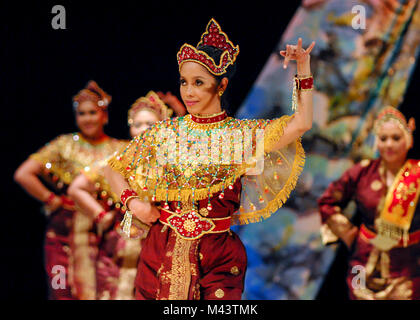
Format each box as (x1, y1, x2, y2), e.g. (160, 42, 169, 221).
(218, 90, 224, 97)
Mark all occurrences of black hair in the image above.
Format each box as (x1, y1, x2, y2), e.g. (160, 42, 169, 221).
(196, 45, 237, 109)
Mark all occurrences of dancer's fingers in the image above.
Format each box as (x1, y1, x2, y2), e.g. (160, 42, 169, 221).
(283, 45, 291, 69)
(305, 41, 316, 54)
(297, 37, 302, 52)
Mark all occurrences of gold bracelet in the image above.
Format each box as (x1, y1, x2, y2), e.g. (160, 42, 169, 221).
(124, 195, 139, 210)
(296, 73, 313, 78)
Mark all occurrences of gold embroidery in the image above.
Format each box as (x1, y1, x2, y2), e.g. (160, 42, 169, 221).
(160, 271, 172, 285)
(215, 289, 225, 298)
(353, 278, 413, 300)
(114, 238, 142, 300)
(199, 208, 209, 217)
(31, 133, 124, 190)
(167, 235, 193, 300)
(183, 219, 197, 233)
(371, 180, 383, 191)
(396, 182, 416, 201)
(230, 266, 240, 276)
(182, 202, 193, 212)
(361, 159, 371, 167)
(391, 204, 404, 216)
(109, 115, 305, 226)
(378, 160, 420, 231)
(71, 211, 96, 300)
(194, 283, 201, 300)
(157, 264, 164, 277)
(190, 263, 198, 277)
(353, 249, 413, 301)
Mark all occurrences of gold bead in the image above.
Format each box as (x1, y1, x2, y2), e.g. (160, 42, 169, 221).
(215, 289, 225, 298)
(230, 266, 240, 276)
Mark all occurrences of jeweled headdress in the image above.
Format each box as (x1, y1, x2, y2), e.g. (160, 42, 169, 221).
(374, 106, 411, 134)
(374, 106, 415, 150)
(177, 18, 239, 76)
(128, 91, 173, 124)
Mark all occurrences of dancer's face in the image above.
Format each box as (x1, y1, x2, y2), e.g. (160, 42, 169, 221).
(129, 109, 159, 138)
(75, 101, 107, 139)
(179, 62, 224, 115)
(376, 121, 409, 165)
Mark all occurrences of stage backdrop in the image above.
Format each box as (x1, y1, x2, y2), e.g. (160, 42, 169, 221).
(233, 0, 420, 299)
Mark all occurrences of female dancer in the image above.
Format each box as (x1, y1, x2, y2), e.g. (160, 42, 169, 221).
(105, 18, 314, 300)
(318, 106, 419, 299)
(14, 81, 122, 299)
(68, 91, 185, 299)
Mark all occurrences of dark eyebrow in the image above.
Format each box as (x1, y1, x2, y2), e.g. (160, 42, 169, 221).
(180, 75, 206, 80)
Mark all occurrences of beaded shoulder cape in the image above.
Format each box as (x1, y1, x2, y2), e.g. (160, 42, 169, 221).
(109, 113, 305, 225)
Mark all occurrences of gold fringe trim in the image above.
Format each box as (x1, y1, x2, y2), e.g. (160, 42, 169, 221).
(108, 115, 305, 226)
(232, 139, 305, 225)
(108, 155, 247, 203)
(264, 115, 293, 153)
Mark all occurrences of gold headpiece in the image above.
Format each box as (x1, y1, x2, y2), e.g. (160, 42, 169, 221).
(374, 106, 411, 134)
(374, 106, 415, 150)
(177, 18, 239, 76)
(128, 91, 173, 124)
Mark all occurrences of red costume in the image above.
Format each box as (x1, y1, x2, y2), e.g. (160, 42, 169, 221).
(87, 91, 181, 299)
(29, 80, 122, 299)
(318, 158, 420, 300)
(109, 19, 309, 300)
(30, 133, 122, 299)
(110, 111, 305, 299)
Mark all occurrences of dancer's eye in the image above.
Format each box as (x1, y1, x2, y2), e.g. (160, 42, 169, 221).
(392, 135, 401, 142)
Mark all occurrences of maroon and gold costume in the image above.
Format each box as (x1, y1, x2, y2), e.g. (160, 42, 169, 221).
(82, 145, 149, 300)
(84, 91, 178, 299)
(318, 158, 420, 299)
(109, 109, 305, 300)
(108, 18, 310, 300)
(30, 133, 122, 299)
(95, 218, 147, 299)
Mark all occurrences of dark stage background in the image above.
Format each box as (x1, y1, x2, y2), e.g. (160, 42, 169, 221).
(1, 1, 419, 299)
